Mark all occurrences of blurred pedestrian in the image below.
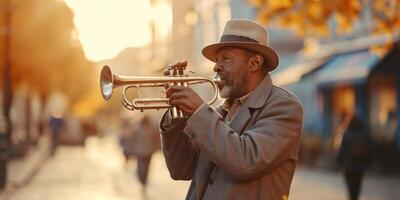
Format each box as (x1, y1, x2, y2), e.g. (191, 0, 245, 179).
(131, 115, 160, 193)
(118, 119, 134, 166)
(338, 113, 374, 200)
(49, 112, 65, 156)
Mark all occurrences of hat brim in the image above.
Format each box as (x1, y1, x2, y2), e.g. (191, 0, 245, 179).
(202, 42, 279, 71)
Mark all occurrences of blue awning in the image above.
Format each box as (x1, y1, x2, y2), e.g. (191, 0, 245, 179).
(272, 58, 327, 86)
(315, 50, 381, 86)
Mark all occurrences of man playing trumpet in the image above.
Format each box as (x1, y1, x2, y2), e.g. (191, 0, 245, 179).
(160, 19, 303, 200)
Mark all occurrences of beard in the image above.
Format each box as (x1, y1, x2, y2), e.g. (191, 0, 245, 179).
(219, 85, 232, 99)
(218, 72, 248, 99)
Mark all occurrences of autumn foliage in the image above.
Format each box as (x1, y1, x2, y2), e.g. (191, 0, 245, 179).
(249, 0, 400, 37)
(0, 0, 94, 103)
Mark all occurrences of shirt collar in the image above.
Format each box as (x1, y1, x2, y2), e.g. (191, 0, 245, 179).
(220, 73, 273, 111)
(222, 91, 252, 112)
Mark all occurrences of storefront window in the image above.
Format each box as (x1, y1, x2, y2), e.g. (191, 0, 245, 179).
(369, 74, 397, 142)
(331, 86, 355, 154)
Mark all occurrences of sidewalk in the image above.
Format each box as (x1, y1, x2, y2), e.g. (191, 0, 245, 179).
(2, 135, 399, 200)
(291, 166, 400, 200)
(0, 134, 52, 200)
(7, 135, 189, 200)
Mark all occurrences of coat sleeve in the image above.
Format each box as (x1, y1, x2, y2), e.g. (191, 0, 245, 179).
(159, 110, 199, 180)
(182, 95, 303, 181)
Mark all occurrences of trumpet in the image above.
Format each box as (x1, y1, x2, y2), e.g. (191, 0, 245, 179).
(100, 65, 219, 118)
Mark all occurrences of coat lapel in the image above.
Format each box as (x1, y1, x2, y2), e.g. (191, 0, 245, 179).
(215, 105, 227, 119)
(229, 105, 251, 134)
(229, 74, 273, 134)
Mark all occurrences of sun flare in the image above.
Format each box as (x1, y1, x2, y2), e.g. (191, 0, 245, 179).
(64, 0, 153, 61)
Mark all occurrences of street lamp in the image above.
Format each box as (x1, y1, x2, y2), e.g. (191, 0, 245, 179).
(0, 0, 13, 189)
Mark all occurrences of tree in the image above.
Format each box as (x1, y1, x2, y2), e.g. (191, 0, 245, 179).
(0, 0, 94, 103)
(249, 0, 399, 51)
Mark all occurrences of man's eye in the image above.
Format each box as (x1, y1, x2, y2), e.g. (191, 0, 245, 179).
(223, 56, 231, 61)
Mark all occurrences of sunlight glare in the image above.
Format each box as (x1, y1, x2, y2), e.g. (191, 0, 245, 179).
(64, 0, 152, 61)
(152, 1, 172, 40)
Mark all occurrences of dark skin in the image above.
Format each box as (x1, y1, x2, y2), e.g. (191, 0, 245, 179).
(166, 47, 266, 116)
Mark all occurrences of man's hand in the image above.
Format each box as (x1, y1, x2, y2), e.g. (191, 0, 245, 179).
(166, 86, 204, 116)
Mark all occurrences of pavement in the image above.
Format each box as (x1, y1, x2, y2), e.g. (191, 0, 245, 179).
(1, 134, 400, 200)
(291, 166, 400, 200)
(0, 134, 52, 200)
(4, 135, 189, 200)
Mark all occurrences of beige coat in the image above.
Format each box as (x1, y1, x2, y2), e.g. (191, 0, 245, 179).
(160, 74, 303, 200)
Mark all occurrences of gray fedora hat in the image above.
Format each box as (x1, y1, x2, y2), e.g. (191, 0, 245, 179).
(202, 19, 279, 71)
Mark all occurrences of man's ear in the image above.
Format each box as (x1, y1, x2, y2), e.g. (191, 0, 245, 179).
(249, 54, 264, 72)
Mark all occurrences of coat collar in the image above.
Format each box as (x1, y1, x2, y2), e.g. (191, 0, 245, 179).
(216, 74, 273, 134)
(243, 73, 273, 109)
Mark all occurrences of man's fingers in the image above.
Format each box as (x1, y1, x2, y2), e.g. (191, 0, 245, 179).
(169, 98, 186, 107)
(169, 90, 187, 100)
(169, 99, 191, 112)
(170, 99, 196, 115)
(166, 86, 184, 97)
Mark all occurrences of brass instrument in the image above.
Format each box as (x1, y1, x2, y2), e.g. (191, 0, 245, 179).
(100, 65, 219, 118)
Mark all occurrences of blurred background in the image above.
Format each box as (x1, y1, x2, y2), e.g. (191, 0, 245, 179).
(0, 0, 399, 199)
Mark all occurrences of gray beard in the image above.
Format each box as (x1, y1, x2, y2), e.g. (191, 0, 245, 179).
(219, 74, 248, 99)
(219, 86, 232, 99)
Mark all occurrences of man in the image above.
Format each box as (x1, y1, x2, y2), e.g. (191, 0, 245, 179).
(160, 19, 303, 200)
(337, 113, 373, 200)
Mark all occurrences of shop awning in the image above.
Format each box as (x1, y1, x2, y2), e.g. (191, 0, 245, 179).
(315, 50, 380, 86)
(272, 58, 327, 86)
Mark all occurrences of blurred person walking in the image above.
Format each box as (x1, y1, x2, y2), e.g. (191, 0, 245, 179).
(338, 113, 374, 200)
(131, 115, 160, 194)
(119, 119, 135, 166)
(49, 112, 65, 156)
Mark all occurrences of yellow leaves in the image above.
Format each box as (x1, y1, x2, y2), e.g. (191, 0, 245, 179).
(370, 21, 397, 57)
(313, 22, 330, 37)
(306, 0, 334, 23)
(252, 0, 399, 40)
(255, 0, 295, 24)
(335, 13, 353, 34)
(278, 12, 301, 27)
(251, 0, 365, 38)
(376, 21, 393, 34)
(372, 0, 400, 33)
(369, 42, 393, 58)
(267, 0, 295, 12)
(336, 0, 361, 20)
(370, 0, 400, 55)
(372, 0, 397, 18)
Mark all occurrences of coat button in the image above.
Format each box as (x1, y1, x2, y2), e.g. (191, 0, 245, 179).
(208, 178, 214, 185)
(208, 107, 213, 112)
(188, 132, 195, 139)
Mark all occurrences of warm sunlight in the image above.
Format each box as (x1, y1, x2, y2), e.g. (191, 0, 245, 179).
(64, 0, 153, 61)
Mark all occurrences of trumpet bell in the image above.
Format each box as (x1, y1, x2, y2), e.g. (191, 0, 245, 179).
(100, 65, 113, 100)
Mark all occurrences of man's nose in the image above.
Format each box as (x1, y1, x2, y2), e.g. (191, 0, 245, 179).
(213, 62, 222, 72)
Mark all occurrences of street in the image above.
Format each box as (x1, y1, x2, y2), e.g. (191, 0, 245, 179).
(7, 135, 400, 200)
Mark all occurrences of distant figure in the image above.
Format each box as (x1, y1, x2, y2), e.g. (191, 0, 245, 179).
(119, 119, 135, 165)
(338, 114, 373, 200)
(385, 111, 397, 141)
(131, 115, 160, 193)
(49, 114, 64, 155)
